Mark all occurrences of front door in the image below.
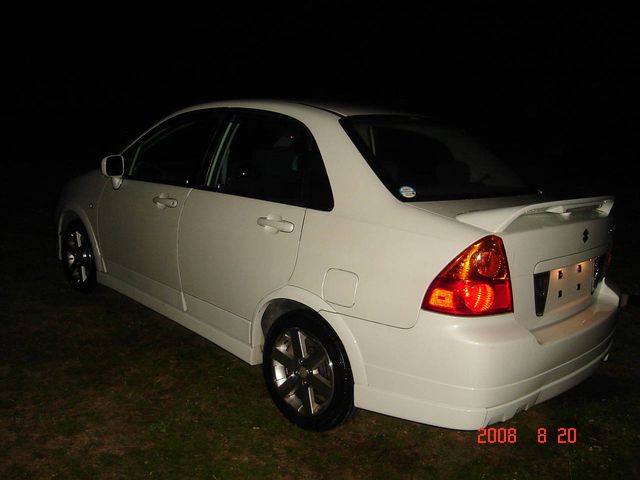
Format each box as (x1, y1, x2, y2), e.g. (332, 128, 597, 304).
(98, 110, 224, 308)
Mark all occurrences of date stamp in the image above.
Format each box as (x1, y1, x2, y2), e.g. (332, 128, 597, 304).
(477, 427, 577, 444)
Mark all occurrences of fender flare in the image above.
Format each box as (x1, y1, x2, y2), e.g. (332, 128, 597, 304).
(57, 203, 105, 272)
(252, 285, 367, 386)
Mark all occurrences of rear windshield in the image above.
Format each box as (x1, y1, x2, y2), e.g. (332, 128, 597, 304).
(340, 115, 536, 201)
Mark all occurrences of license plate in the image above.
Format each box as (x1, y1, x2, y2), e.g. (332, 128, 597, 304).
(544, 259, 594, 311)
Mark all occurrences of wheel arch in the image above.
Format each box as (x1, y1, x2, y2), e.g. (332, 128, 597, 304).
(252, 285, 367, 386)
(57, 204, 105, 272)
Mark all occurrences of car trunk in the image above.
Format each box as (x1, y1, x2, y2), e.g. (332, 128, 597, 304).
(410, 195, 615, 330)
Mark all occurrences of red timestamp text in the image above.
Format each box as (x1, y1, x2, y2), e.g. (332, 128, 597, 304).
(477, 427, 578, 444)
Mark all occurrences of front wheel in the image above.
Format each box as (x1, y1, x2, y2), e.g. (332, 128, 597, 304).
(262, 310, 355, 431)
(61, 220, 97, 292)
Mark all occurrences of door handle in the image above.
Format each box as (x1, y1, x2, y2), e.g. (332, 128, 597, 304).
(153, 196, 178, 208)
(257, 216, 294, 233)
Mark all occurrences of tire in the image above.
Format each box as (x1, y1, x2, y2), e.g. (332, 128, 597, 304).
(61, 220, 97, 292)
(262, 310, 355, 431)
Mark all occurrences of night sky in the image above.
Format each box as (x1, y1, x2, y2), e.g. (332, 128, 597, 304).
(4, 4, 639, 207)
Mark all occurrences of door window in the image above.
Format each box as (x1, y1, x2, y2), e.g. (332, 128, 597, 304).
(126, 111, 223, 186)
(206, 111, 333, 210)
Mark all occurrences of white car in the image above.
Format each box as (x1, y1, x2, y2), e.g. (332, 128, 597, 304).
(56, 100, 620, 431)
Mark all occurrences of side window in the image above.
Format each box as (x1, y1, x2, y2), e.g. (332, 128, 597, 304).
(125, 111, 222, 186)
(206, 112, 333, 210)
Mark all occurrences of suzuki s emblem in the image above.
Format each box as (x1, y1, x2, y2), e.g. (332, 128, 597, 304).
(582, 229, 589, 243)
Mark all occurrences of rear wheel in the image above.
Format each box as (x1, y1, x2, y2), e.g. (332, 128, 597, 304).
(61, 220, 96, 292)
(262, 310, 355, 431)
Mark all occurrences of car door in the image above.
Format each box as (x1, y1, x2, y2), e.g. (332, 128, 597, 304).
(98, 109, 225, 309)
(178, 109, 334, 341)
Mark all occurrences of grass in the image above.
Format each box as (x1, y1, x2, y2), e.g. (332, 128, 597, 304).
(1, 201, 639, 480)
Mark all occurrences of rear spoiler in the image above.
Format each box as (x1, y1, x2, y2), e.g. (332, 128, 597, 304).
(456, 196, 614, 233)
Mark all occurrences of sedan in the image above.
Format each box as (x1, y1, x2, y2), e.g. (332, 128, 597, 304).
(56, 100, 620, 430)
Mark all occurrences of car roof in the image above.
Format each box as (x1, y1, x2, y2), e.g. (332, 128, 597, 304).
(180, 99, 408, 118)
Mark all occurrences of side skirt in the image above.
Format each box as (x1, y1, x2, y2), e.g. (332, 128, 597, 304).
(97, 271, 260, 364)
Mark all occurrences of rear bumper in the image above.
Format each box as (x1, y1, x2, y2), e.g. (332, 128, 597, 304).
(347, 280, 619, 430)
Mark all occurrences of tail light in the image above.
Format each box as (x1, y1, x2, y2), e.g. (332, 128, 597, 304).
(422, 235, 513, 316)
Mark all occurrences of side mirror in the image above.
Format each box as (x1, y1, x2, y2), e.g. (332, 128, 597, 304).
(101, 155, 124, 189)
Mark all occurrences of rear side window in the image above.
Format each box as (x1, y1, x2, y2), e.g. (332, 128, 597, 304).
(341, 115, 535, 201)
(205, 111, 333, 211)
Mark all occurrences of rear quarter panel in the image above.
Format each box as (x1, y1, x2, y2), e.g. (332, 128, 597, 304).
(290, 206, 483, 328)
(285, 112, 485, 328)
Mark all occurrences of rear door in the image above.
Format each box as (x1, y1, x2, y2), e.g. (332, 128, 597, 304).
(178, 109, 333, 336)
(97, 110, 224, 309)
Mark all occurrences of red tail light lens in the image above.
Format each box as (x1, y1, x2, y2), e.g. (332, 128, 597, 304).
(422, 235, 513, 315)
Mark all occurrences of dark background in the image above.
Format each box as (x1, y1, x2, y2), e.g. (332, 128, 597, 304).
(3, 3, 639, 209)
